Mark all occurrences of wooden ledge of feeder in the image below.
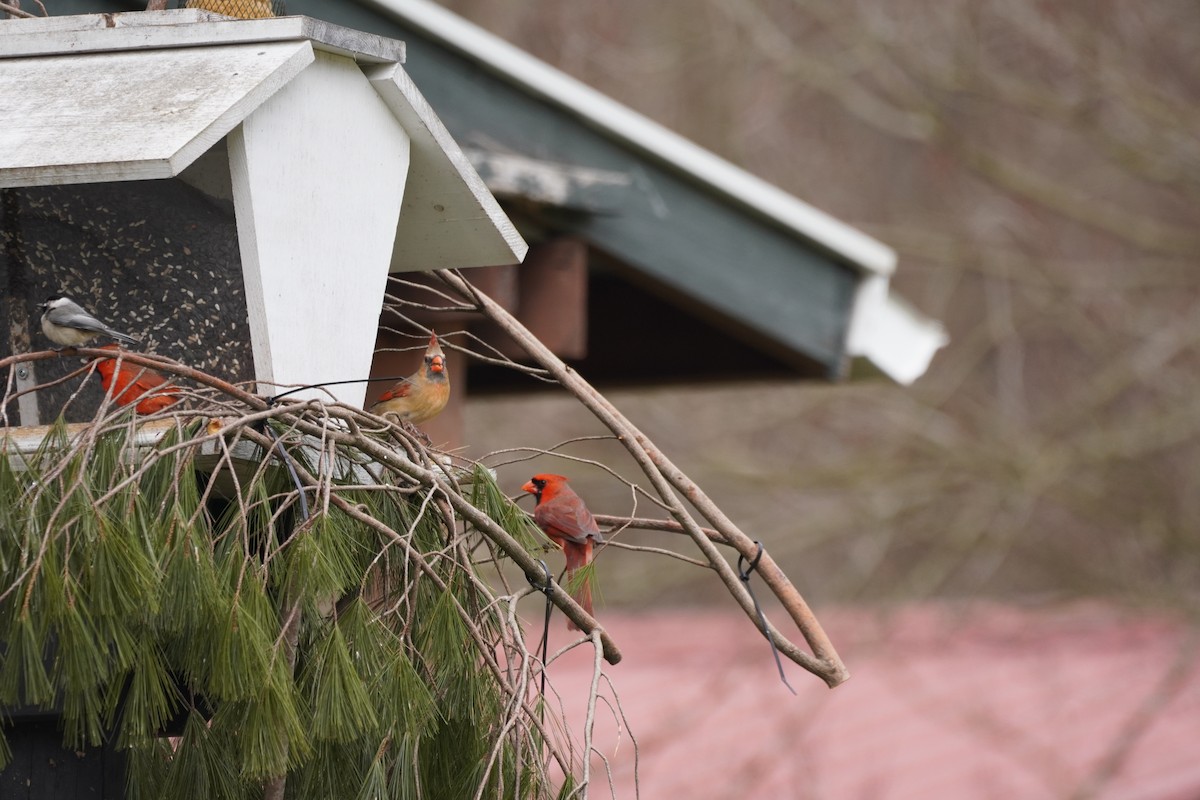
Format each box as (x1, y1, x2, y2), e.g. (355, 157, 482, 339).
(1, 416, 349, 474)
(2, 418, 184, 460)
(0, 10, 406, 65)
(0, 417, 281, 507)
(0, 416, 483, 494)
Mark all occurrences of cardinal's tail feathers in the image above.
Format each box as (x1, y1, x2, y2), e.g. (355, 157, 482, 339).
(564, 565, 594, 631)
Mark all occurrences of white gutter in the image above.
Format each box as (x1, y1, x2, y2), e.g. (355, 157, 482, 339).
(846, 275, 948, 384)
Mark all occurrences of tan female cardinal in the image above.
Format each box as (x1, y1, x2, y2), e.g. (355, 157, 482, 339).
(522, 474, 606, 629)
(369, 333, 450, 424)
(91, 345, 180, 414)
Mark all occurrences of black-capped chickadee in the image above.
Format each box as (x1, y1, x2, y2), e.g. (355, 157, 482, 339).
(38, 294, 140, 348)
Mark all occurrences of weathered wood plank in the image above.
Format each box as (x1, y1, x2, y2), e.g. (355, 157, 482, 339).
(0, 8, 225, 35)
(2, 418, 180, 461)
(464, 148, 631, 213)
(0, 10, 405, 65)
(0, 41, 315, 188)
(1, 417, 381, 487)
(229, 50, 410, 406)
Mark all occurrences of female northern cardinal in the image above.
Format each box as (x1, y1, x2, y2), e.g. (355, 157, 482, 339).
(90, 345, 180, 414)
(522, 474, 605, 629)
(369, 333, 450, 424)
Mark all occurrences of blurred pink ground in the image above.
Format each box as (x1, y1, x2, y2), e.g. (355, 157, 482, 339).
(532, 604, 1200, 799)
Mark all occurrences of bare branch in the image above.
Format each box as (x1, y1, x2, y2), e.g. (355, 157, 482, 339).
(0, 2, 34, 18)
(435, 269, 848, 687)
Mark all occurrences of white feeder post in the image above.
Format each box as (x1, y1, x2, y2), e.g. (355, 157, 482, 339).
(229, 50, 412, 405)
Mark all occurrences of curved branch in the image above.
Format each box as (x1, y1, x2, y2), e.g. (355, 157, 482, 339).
(435, 269, 848, 687)
(0, 2, 35, 18)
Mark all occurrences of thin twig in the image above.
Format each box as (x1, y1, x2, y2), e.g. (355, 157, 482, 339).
(1070, 629, 1200, 799)
(600, 540, 712, 569)
(0, 2, 35, 18)
(594, 514, 728, 544)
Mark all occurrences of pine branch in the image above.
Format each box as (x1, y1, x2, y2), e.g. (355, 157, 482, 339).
(0, 366, 579, 796)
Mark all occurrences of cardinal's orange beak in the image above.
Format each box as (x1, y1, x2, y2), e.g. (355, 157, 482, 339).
(430, 355, 444, 373)
(520, 480, 536, 495)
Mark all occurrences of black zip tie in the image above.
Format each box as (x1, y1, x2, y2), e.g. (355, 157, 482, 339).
(527, 560, 554, 703)
(260, 376, 407, 513)
(252, 369, 435, 534)
(738, 541, 797, 695)
(261, 422, 310, 524)
(267, 374, 419, 405)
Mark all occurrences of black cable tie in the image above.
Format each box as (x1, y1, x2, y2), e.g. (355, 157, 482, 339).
(266, 374, 416, 405)
(737, 541, 765, 580)
(527, 559, 554, 594)
(262, 423, 310, 524)
(738, 541, 797, 695)
(527, 560, 554, 702)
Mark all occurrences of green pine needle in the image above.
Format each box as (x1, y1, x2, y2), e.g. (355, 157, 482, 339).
(202, 569, 274, 702)
(53, 600, 109, 747)
(0, 615, 52, 706)
(114, 639, 182, 747)
(354, 752, 390, 800)
(469, 465, 545, 552)
(86, 515, 160, 622)
(303, 622, 378, 743)
(157, 711, 244, 800)
(213, 668, 311, 781)
(0, 414, 569, 798)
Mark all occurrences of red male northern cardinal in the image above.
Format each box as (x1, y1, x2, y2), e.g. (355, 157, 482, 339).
(90, 345, 180, 414)
(522, 474, 606, 629)
(369, 333, 450, 425)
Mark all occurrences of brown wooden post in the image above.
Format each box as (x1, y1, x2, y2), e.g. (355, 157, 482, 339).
(475, 237, 589, 361)
(514, 237, 589, 359)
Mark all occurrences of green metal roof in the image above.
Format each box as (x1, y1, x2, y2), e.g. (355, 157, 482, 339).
(286, 0, 943, 381)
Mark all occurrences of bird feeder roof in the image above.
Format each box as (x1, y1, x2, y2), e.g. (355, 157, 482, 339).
(0, 9, 526, 271)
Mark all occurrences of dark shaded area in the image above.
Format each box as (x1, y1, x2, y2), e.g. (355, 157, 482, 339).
(0, 718, 126, 800)
(467, 267, 825, 393)
(0, 180, 253, 425)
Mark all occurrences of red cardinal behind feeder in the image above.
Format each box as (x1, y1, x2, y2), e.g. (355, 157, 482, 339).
(91, 345, 180, 414)
(522, 474, 606, 629)
(369, 332, 450, 425)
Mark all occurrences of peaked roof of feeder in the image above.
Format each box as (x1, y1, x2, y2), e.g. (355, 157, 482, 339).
(0, 9, 526, 271)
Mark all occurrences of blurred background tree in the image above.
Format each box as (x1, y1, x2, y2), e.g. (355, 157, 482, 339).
(454, 0, 1200, 615)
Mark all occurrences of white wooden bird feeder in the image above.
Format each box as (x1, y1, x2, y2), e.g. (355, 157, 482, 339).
(0, 10, 526, 409)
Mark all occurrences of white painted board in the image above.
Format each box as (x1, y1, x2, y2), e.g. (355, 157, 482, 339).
(229, 50, 411, 406)
(0, 11, 405, 65)
(0, 41, 314, 188)
(846, 275, 948, 385)
(366, 62, 527, 271)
